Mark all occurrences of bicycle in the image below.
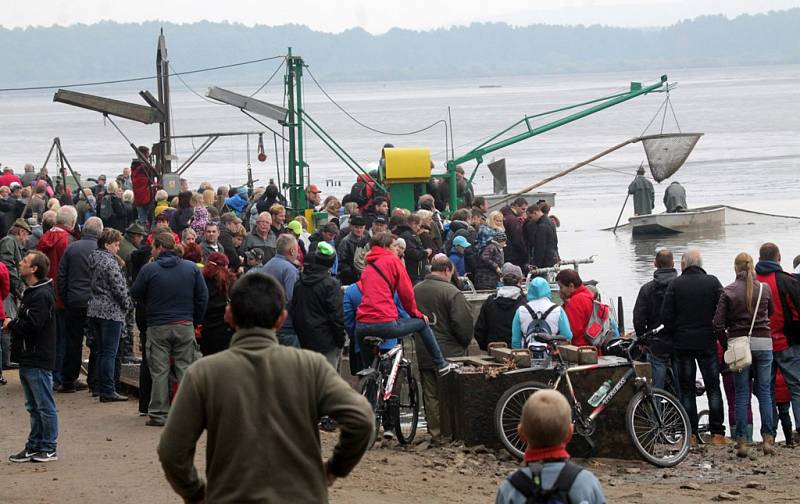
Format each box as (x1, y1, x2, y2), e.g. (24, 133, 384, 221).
(358, 336, 420, 448)
(663, 366, 711, 444)
(494, 325, 691, 467)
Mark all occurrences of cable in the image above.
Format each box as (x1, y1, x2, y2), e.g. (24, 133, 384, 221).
(169, 63, 224, 105)
(0, 54, 285, 92)
(250, 58, 286, 97)
(306, 66, 447, 136)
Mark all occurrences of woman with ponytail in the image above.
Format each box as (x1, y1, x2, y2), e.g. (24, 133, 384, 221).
(199, 252, 236, 355)
(713, 252, 775, 457)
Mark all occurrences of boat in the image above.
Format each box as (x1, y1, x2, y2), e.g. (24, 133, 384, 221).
(628, 205, 725, 235)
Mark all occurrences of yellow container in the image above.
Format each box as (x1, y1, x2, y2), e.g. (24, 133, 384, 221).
(384, 148, 431, 183)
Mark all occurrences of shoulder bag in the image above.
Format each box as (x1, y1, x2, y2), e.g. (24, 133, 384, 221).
(724, 282, 763, 373)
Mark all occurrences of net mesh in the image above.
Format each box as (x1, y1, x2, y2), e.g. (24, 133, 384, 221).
(640, 133, 703, 182)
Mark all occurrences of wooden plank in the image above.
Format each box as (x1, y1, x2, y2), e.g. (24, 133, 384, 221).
(53, 89, 164, 124)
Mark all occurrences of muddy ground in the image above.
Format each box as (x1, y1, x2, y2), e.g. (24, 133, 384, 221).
(1, 370, 797, 503)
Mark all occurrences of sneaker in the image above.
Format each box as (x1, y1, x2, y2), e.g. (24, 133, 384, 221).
(31, 451, 58, 463)
(438, 363, 458, 376)
(9, 448, 37, 463)
(383, 429, 396, 440)
(146, 417, 166, 427)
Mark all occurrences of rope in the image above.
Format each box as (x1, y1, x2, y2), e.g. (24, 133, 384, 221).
(250, 58, 286, 97)
(305, 67, 447, 136)
(0, 55, 286, 92)
(169, 63, 224, 105)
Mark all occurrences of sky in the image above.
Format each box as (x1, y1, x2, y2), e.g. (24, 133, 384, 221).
(4, 0, 799, 33)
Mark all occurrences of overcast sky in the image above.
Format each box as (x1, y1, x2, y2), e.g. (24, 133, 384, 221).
(5, 0, 799, 33)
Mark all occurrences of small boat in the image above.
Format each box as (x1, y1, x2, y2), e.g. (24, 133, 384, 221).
(628, 205, 725, 236)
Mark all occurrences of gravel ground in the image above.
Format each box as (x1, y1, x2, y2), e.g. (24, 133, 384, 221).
(1, 369, 796, 503)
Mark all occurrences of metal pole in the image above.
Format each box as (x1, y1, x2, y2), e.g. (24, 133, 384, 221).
(285, 48, 297, 209)
(612, 192, 631, 234)
(294, 56, 307, 209)
(156, 30, 172, 174)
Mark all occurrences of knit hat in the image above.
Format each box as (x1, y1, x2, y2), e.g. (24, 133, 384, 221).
(494, 231, 507, 242)
(286, 220, 302, 236)
(314, 241, 337, 268)
(501, 262, 523, 279)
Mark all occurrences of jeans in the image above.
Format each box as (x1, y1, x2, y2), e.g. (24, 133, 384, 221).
(676, 347, 725, 436)
(136, 203, 154, 228)
(356, 318, 446, 369)
(53, 310, 67, 387)
(733, 350, 774, 438)
(146, 323, 196, 421)
(89, 318, 123, 397)
(277, 328, 300, 348)
(19, 367, 59, 452)
(773, 345, 800, 429)
(62, 307, 88, 387)
(648, 351, 682, 400)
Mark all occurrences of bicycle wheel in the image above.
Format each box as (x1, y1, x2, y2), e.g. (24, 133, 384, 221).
(494, 381, 550, 460)
(626, 388, 690, 467)
(697, 409, 711, 444)
(392, 364, 419, 445)
(359, 376, 382, 449)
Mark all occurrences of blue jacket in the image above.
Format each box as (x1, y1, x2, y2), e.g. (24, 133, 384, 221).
(449, 249, 466, 276)
(511, 277, 572, 349)
(130, 251, 209, 326)
(343, 282, 407, 352)
(258, 254, 300, 331)
(224, 193, 248, 215)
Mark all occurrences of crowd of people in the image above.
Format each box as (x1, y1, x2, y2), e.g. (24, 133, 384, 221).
(1, 150, 799, 502)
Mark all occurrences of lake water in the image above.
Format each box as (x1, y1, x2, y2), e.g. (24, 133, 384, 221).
(1, 63, 799, 439)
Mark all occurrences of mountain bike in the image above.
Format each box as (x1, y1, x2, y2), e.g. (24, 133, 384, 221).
(358, 336, 420, 448)
(494, 325, 691, 467)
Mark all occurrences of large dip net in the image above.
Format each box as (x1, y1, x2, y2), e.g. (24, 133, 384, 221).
(640, 133, 703, 182)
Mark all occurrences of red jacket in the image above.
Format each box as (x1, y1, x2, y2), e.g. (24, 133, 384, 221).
(0, 172, 22, 187)
(756, 271, 797, 352)
(563, 285, 594, 347)
(131, 161, 153, 206)
(36, 225, 76, 309)
(356, 246, 422, 323)
(0, 261, 9, 319)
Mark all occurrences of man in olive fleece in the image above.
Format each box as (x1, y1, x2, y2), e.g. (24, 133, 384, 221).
(157, 272, 373, 503)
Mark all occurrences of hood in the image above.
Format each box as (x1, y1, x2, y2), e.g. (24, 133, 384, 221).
(155, 251, 180, 268)
(497, 285, 523, 300)
(224, 194, 248, 211)
(653, 267, 678, 285)
(301, 263, 331, 284)
(449, 220, 469, 232)
(25, 278, 53, 291)
(526, 277, 552, 301)
(756, 260, 782, 275)
(37, 226, 71, 253)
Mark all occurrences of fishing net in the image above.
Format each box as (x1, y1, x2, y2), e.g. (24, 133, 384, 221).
(640, 133, 703, 182)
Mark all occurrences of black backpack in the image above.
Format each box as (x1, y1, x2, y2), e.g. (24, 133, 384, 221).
(349, 181, 369, 207)
(99, 195, 114, 221)
(507, 461, 583, 504)
(522, 304, 558, 350)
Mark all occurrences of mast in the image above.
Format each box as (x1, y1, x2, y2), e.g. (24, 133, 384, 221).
(156, 29, 172, 174)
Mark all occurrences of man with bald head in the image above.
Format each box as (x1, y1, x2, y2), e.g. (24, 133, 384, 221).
(661, 249, 725, 445)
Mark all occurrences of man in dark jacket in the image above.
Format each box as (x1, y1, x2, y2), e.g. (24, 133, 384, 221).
(337, 215, 369, 285)
(661, 250, 725, 444)
(414, 256, 474, 440)
(525, 203, 559, 268)
(130, 232, 208, 426)
(218, 213, 242, 272)
(501, 197, 528, 270)
(633, 249, 678, 394)
(396, 215, 429, 284)
(6, 250, 59, 463)
(56, 216, 103, 393)
(291, 242, 345, 368)
(474, 263, 525, 350)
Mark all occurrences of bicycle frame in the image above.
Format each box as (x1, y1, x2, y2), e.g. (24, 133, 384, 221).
(381, 345, 404, 402)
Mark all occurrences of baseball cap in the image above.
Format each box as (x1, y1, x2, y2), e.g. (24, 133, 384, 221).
(501, 262, 523, 279)
(372, 216, 388, 226)
(306, 184, 321, 194)
(286, 220, 302, 236)
(452, 236, 471, 248)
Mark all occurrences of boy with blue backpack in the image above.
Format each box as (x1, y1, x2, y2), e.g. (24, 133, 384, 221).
(511, 277, 572, 351)
(495, 389, 606, 504)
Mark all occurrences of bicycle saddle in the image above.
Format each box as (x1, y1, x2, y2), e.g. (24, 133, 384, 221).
(363, 336, 384, 347)
(533, 333, 568, 344)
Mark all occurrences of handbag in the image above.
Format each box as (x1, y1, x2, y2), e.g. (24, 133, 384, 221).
(724, 283, 763, 373)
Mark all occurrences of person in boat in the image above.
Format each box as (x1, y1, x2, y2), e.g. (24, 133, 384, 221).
(663, 181, 688, 213)
(627, 165, 654, 216)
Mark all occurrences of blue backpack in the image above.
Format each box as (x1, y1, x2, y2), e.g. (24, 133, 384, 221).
(507, 461, 583, 504)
